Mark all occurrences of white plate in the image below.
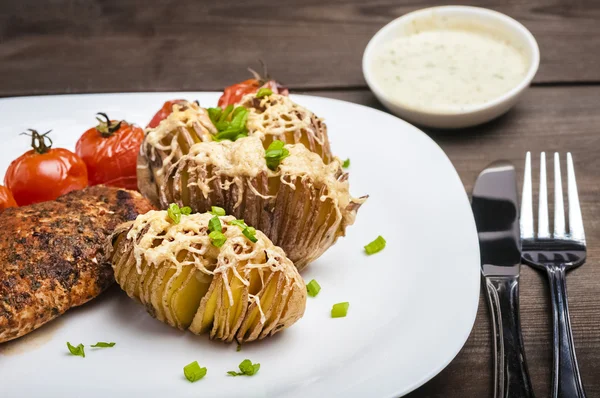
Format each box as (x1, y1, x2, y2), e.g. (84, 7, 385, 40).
(0, 93, 480, 398)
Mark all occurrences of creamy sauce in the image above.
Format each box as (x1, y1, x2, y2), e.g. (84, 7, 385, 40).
(372, 27, 528, 112)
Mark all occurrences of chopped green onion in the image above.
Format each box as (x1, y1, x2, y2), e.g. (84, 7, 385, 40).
(66, 342, 85, 358)
(207, 107, 222, 124)
(306, 279, 321, 297)
(183, 361, 207, 383)
(342, 158, 351, 168)
(364, 236, 386, 255)
(265, 140, 290, 171)
(242, 227, 258, 243)
(230, 107, 248, 129)
(232, 106, 246, 118)
(209, 105, 249, 142)
(227, 359, 260, 376)
(331, 302, 349, 318)
(168, 203, 191, 224)
(219, 104, 234, 123)
(211, 206, 226, 216)
(208, 215, 222, 233)
(168, 203, 181, 224)
(209, 230, 227, 248)
(91, 342, 115, 348)
(256, 88, 273, 98)
(229, 219, 248, 230)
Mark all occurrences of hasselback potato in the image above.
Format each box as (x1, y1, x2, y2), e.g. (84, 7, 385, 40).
(137, 101, 216, 206)
(239, 93, 332, 163)
(138, 94, 333, 208)
(160, 136, 366, 270)
(108, 210, 306, 343)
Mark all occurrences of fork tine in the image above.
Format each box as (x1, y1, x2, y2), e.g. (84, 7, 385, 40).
(554, 153, 566, 237)
(520, 152, 534, 239)
(538, 152, 550, 238)
(567, 153, 586, 242)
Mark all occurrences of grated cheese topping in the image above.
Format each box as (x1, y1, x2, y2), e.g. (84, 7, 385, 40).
(124, 210, 302, 323)
(172, 136, 364, 225)
(241, 93, 326, 146)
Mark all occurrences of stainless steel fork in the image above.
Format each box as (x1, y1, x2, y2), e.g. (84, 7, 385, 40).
(521, 152, 587, 398)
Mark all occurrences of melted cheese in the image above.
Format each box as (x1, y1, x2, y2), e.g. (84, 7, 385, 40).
(144, 102, 215, 148)
(242, 93, 325, 145)
(124, 210, 302, 321)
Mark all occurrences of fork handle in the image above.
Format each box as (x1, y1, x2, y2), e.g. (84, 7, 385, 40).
(485, 275, 535, 398)
(547, 264, 587, 398)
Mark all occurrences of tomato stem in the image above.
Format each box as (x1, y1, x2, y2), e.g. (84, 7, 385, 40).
(248, 59, 270, 86)
(95, 112, 123, 137)
(21, 129, 53, 154)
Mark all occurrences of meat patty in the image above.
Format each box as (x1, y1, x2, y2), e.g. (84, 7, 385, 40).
(0, 186, 154, 343)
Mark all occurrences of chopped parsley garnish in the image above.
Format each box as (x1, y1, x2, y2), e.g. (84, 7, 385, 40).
(342, 158, 351, 168)
(306, 279, 321, 297)
(331, 302, 349, 318)
(66, 342, 85, 358)
(209, 230, 226, 248)
(242, 226, 258, 243)
(168, 203, 192, 224)
(91, 342, 115, 348)
(265, 140, 290, 171)
(183, 361, 207, 382)
(256, 88, 273, 99)
(364, 236, 386, 255)
(208, 215, 222, 233)
(236, 344, 242, 352)
(227, 359, 260, 377)
(210, 206, 226, 216)
(207, 105, 249, 141)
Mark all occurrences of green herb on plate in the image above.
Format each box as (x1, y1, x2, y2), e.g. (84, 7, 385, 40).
(364, 235, 386, 255)
(331, 302, 349, 318)
(183, 361, 207, 382)
(306, 279, 321, 297)
(66, 342, 85, 358)
(227, 359, 260, 377)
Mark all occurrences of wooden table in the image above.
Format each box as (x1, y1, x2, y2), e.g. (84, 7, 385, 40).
(1, 1, 599, 396)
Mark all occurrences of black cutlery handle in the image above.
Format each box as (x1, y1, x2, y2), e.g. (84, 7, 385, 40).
(547, 264, 587, 398)
(485, 276, 535, 398)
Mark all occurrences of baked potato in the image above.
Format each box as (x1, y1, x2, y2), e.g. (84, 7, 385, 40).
(137, 101, 216, 206)
(108, 210, 306, 343)
(159, 136, 366, 270)
(138, 94, 333, 208)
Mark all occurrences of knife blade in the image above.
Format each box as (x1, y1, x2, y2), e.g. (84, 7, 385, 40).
(472, 161, 535, 398)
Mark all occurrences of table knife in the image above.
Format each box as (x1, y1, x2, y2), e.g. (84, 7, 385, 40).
(472, 161, 535, 398)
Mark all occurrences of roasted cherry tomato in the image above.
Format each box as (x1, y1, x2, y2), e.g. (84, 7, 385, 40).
(218, 66, 289, 107)
(5, 130, 88, 206)
(0, 185, 17, 211)
(147, 99, 187, 128)
(76, 113, 145, 190)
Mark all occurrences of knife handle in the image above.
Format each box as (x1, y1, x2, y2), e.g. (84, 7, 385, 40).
(485, 276, 535, 398)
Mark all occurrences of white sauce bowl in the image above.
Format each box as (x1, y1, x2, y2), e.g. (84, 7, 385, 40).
(362, 6, 540, 129)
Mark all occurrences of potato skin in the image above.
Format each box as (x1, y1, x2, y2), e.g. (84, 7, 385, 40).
(108, 212, 306, 343)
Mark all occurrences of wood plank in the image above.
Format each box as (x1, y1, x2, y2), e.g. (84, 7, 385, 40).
(1, 0, 600, 97)
(314, 86, 600, 397)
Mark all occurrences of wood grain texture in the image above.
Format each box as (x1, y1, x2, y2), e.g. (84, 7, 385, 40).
(1, 0, 600, 97)
(316, 86, 600, 397)
(2, 0, 600, 396)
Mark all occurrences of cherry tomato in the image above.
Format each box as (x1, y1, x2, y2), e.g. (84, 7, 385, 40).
(76, 113, 145, 190)
(217, 67, 289, 108)
(147, 99, 187, 128)
(5, 130, 88, 206)
(0, 185, 17, 211)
